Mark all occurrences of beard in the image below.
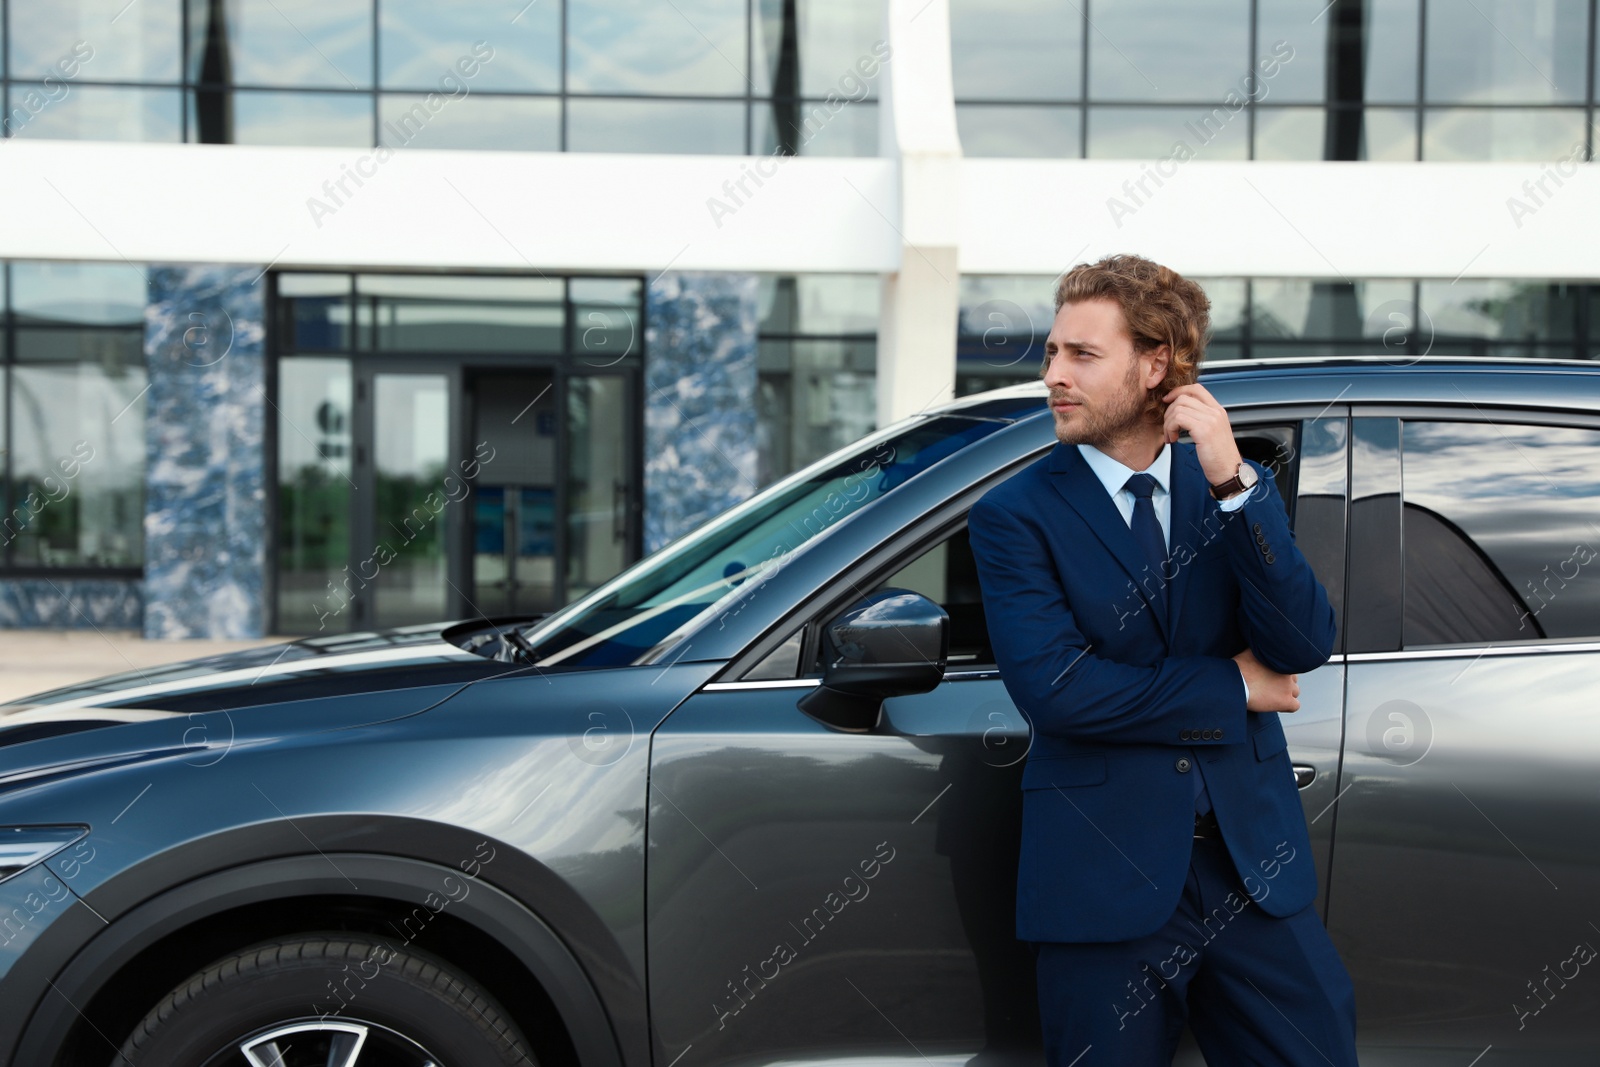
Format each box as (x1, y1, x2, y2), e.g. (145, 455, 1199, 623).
(1051, 358, 1149, 447)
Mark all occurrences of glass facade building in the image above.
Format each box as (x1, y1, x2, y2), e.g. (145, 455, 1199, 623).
(1, 0, 1595, 636)
(952, 0, 1598, 162)
(1, 0, 882, 155)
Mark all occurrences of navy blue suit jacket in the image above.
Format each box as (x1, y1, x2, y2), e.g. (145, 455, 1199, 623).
(968, 440, 1336, 943)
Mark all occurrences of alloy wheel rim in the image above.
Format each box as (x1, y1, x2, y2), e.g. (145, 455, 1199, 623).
(198, 1017, 446, 1067)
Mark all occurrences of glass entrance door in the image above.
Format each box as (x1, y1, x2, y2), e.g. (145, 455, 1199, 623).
(469, 371, 559, 617)
(274, 360, 639, 634)
(350, 369, 454, 630)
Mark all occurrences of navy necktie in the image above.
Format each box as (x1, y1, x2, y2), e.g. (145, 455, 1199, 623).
(1124, 473, 1168, 620)
(1124, 472, 1210, 815)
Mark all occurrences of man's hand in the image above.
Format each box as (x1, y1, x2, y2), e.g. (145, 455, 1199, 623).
(1233, 647, 1300, 713)
(1161, 383, 1243, 486)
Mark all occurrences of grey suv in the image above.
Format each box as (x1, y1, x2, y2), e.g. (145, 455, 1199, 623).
(0, 357, 1595, 1066)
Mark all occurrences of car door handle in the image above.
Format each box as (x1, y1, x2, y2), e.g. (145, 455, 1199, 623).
(1292, 764, 1316, 789)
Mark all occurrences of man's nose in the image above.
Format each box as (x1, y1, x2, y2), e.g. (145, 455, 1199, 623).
(1042, 350, 1070, 388)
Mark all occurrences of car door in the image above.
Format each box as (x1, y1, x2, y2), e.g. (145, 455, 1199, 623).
(644, 411, 1347, 1067)
(1327, 411, 1600, 1066)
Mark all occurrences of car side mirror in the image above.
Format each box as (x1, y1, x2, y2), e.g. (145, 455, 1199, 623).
(797, 589, 949, 733)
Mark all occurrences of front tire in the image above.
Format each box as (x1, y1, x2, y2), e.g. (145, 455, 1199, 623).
(115, 935, 535, 1066)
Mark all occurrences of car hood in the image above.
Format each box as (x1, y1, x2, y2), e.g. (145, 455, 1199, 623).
(0, 620, 541, 777)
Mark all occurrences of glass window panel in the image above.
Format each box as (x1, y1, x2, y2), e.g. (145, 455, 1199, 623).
(758, 275, 879, 335)
(1252, 1, 1325, 104)
(756, 337, 876, 484)
(379, 0, 558, 92)
(1198, 278, 1248, 338)
(570, 278, 642, 367)
(186, 0, 373, 89)
(749, 1, 884, 99)
(1421, 107, 1586, 161)
(753, 98, 876, 156)
(567, 376, 633, 600)
(1418, 280, 1578, 343)
(1088, 0, 1250, 102)
(277, 273, 351, 351)
(9, 0, 179, 81)
(12, 326, 144, 363)
(566, 0, 747, 95)
(1250, 340, 1395, 359)
(956, 104, 1081, 158)
(276, 356, 353, 633)
(7, 85, 182, 142)
(1251, 279, 1416, 340)
(378, 94, 559, 151)
(950, 0, 1081, 101)
(371, 373, 450, 627)
(356, 274, 565, 352)
(1401, 421, 1600, 643)
(1253, 106, 1323, 159)
(217, 89, 372, 146)
(12, 262, 146, 325)
(356, 274, 562, 301)
(1087, 105, 1248, 159)
(565, 98, 746, 154)
(9, 336, 145, 567)
(1363, 0, 1421, 102)
(1424, 0, 1588, 103)
(1360, 106, 1417, 159)
(957, 274, 1052, 375)
(1254, 0, 1419, 104)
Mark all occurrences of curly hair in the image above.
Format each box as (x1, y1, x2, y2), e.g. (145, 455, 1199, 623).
(1052, 254, 1211, 415)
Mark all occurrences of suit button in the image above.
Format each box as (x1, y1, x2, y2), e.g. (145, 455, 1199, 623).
(1214, 728, 1223, 740)
(1176, 758, 1192, 773)
(1180, 729, 1192, 740)
(1265, 552, 1276, 564)
(1252, 522, 1262, 534)
(1201, 729, 1213, 740)
(1255, 532, 1267, 544)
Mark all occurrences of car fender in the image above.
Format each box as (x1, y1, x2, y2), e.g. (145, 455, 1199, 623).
(9, 837, 634, 1067)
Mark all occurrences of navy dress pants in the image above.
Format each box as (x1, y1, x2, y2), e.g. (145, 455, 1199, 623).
(1034, 835, 1358, 1066)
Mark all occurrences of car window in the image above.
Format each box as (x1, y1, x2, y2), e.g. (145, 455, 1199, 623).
(1234, 423, 1298, 524)
(1401, 420, 1600, 647)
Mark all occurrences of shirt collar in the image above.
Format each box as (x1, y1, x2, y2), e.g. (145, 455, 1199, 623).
(1077, 441, 1172, 499)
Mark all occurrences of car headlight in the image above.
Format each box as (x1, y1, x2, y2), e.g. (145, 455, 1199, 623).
(0, 826, 88, 884)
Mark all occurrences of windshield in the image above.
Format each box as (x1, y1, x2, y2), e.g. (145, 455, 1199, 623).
(520, 415, 1015, 667)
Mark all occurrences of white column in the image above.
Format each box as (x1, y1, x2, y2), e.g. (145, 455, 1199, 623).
(877, 0, 963, 426)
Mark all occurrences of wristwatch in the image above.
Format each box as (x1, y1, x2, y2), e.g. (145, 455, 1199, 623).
(1208, 461, 1259, 501)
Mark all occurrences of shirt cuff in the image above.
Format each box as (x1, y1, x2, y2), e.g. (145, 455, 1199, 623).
(1237, 663, 1250, 707)
(1217, 487, 1250, 512)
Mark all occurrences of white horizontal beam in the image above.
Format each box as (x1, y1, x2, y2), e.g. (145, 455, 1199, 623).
(961, 158, 1600, 280)
(6, 140, 1596, 281)
(0, 140, 902, 274)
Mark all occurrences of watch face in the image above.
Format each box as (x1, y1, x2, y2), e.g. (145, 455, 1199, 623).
(1240, 463, 1259, 487)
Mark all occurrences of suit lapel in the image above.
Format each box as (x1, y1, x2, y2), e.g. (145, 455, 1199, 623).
(1164, 444, 1210, 649)
(1047, 443, 1169, 638)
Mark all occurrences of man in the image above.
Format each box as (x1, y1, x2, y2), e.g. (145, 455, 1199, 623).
(966, 254, 1357, 1066)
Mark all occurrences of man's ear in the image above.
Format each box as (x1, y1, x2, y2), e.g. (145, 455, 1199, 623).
(1143, 344, 1172, 390)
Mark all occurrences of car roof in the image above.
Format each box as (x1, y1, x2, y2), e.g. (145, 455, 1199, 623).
(941, 355, 1600, 419)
